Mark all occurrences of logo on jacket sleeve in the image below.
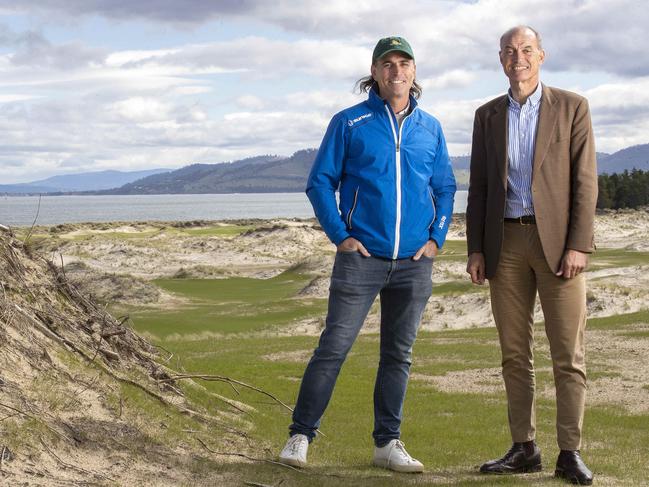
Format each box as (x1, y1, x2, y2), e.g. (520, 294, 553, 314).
(348, 112, 373, 126)
(438, 215, 447, 229)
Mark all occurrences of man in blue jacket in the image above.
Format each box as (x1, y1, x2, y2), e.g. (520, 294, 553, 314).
(279, 36, 456, 472)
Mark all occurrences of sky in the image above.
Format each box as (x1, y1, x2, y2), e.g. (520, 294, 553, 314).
(0, 0, 647, 183)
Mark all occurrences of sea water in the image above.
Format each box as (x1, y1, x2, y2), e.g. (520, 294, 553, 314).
(1, 191, 468, 227)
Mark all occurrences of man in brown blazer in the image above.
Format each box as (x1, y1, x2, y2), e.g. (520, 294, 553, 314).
(466, 26, 597, 485)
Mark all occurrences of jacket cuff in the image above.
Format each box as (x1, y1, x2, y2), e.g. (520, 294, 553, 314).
(429, 231, 447, 249)
(331, 230, 351, 246)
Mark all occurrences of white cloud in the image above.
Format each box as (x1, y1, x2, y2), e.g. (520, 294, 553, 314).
(122, 37, 367, 80)
(0, 1, 647, 183)
(236, 95, 265, 110)
(110, 97, 172, 123)
(584, 77, 649, 152)
(283, 90, 359, 112)
(170, 85, 212, 96)
(420, 97, 491, 155)
(419, 70, 478, 91)
(0, 93, 40, 102)
(5, 1, 649, 76)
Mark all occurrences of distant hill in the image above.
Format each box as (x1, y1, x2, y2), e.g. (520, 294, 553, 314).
(104, 154, 288, 194)
(4, 143, 647, 197)
(598, 144, 649, 174)
(105, 152, 473, 194)
(1, 168, 170, 194)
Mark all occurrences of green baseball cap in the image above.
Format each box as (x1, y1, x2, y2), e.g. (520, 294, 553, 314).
(372, 36, 415, 63)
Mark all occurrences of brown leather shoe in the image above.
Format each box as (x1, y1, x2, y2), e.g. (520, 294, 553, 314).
(480, 441, 542, 474)
(555, 450, 593, 485)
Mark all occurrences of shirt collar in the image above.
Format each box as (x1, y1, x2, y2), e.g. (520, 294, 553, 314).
(507, 82, 543, 109)
(396, 101, 410, 116)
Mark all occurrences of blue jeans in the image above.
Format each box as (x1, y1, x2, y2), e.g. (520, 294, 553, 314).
(289, 251, 433, 446)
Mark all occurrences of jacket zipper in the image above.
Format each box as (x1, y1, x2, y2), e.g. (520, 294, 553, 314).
(428, 188, 437, 229)
(385, 104, 414, 259)
(346, 187, 359, 229)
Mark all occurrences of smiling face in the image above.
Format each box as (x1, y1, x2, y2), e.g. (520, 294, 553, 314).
(499, 27, 545, 90)
(371, 52, 416, 110)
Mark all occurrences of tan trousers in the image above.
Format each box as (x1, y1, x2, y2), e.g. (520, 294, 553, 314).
(489, 222, 587, 450)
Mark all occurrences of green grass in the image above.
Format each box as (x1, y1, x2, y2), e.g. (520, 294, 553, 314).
(124, 278, 649, 486)
(435, 242, 649, 268)
(113, 239, 649, 485)
(98, 230, 162, 239)
(20, 223, 252, 241)
(132, 326, 649, 486)
(180, 224, 253, 236)
(589, 247, 649, 269)
(436, 242, 649, 269)
(587, 310, 649, 330)
(433, 280, 485, 295)
(155, 271, 307, 302)
(127, 271, 327, 337)
(436, 239, 467, 262)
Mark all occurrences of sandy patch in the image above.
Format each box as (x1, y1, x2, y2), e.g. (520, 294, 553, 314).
(410, 368, 505, 395)
(297, 275, 330, 298)
(432, 260, 470, 282)
(587, 267, 649, 317)
(63, 224, 160, 237)
(423, 291, 492, 330)
(261, 349, 313, 362)
(57, 220, 332, 280)
(537, 326, 649, 414)
(594, 208, 649, 250)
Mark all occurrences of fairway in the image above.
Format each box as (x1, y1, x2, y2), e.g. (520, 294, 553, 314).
(129, 271, 327, 337)
(124, 241, 649, 486)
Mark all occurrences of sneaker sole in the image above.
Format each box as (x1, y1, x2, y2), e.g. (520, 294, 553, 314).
(373, 459, 424, 473)
(278, 457, 307, 468)
(480, 463, 542, 474)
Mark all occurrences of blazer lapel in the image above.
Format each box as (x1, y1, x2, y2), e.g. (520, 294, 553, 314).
(489, 96, 508, 189)
(532, 85, 558, 175)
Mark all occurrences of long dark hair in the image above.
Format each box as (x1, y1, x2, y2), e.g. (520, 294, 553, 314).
(354, 75, 422, 100)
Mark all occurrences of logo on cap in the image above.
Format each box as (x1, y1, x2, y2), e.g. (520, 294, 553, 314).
(372, 36, 414, 63)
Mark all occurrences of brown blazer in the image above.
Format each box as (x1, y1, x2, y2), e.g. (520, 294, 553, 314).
(466, 85, 597, 279)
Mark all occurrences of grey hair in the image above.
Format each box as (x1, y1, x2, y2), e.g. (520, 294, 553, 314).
(500, 25, 543, 49)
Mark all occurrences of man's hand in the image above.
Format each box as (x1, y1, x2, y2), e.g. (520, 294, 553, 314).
(413, 239, 438, 260)
(337, 237, 371, 257)
(466, 252, 485, 285)
(556, 249, 588, 279)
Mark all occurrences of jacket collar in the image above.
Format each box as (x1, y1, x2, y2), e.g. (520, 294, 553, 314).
(532, 84, 558, 174)
(488, 95, 509, 188)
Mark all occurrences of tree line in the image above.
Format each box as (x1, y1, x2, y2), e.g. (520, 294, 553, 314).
(597, 169, 649, 209)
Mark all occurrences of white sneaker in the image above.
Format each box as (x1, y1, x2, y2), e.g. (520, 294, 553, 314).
(278, 434, 309, 467)
(373, 439, 424, 473)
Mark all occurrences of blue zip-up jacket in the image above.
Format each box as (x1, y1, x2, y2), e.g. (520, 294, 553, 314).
(306, 87, 457, 259)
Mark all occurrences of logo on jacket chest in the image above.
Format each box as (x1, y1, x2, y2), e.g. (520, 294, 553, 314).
(348, 112, 373, 126)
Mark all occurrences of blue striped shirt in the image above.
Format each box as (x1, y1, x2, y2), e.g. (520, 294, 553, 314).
(505, 82, 542, 218)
